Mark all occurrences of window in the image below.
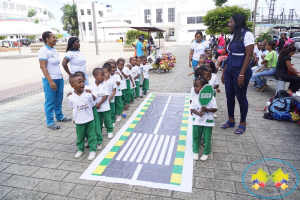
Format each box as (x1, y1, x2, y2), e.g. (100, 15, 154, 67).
(80, 9, 84, 15)
(169, 28, 175, 36)
(196, 16, 203, 23)
(168, 8, 175, 22)
(87, 9, 91, 15)
(88, 22, 92, 31)
(144, 9, 151, 23)
(109, 32, 126, 35)
(188, 30, 195, 32)
(156, 9, 163, 23)
(82, 22, 86, 31)
(124, 20, 131, 24)
(99, 11, 103, 17)
(187, 17, 195, 24)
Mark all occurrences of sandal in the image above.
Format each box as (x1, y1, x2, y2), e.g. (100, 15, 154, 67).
(58, 116, 72, 122)
(256, 87, 262, 91)
(259, 85, 268, 92)
(47, 123, 60, 130)
(234, 124, 246, 134)
(221, 120, 235, 129)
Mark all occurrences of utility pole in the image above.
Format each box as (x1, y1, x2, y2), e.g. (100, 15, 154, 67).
(253, 0, 258, 36)
(92, 1, 99, 55)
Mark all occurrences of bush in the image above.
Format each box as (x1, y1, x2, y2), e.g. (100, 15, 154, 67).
(125, 30, 149, 45)
(256, 31, 273, 43)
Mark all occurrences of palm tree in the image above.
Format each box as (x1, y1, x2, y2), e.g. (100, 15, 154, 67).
(60, 4, 78, 36)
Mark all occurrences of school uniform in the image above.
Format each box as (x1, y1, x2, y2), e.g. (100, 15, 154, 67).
(68, 91, 97, 152)
(132, 65, 140, 98)
(139, 65, 144, 96)
(123, 65, 132, 104)
(111, 73, 123, 116)
(142, 64, 153, 93)
(129, 68, 136, 101)
(191, 94, 217, 155)
(104, 78, 117, 123)
(64, 50, 89, 85)
(118, 68, 127, 107)
(89, 82, 113, 136)
(209, 73, 219, 97)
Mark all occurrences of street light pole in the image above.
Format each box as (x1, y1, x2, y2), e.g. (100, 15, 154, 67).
(92, 1, 99, 55)
(253, 0, 258, 36)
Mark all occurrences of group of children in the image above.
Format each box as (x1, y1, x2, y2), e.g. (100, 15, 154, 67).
(189, 50, 220, 161)
(68, 56, 153, 160)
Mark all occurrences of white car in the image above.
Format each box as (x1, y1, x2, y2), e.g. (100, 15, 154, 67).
(292, 37, 300, 51)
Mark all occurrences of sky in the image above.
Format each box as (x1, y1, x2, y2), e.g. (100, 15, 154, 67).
(40, 0, 300, 32)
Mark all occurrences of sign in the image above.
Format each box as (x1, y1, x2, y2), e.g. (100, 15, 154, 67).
(198, 85, 214, 106)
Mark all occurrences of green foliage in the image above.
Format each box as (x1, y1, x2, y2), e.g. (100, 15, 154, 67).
(203, 6, 253, 35)
(43, 10, 47, 15)
(55, 33, 64, 39)
(34, 19, 39, 24)
(60, 4, 78, 36)
(0, 36, 7, 40)
(125, 30, 149, 45)
(52, 28, 60, 33)
(27, 9, 37, 18)
(155, 32, 164, 39)
(48, 11, 55, 20)
(27, 35, 36, 40)
(255, 31, 273, 42)
(213, 0, 228, 7)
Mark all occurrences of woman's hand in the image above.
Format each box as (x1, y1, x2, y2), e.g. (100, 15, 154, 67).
(189, 62, 192, 68)
(238, 76, 245, 88)
(49, 80, 57, 90)
(221, 73, 225, 84)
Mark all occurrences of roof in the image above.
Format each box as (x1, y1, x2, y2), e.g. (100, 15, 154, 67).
(130, 26, 165, 32)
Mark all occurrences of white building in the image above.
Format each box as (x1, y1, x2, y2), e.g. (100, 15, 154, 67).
(77, 0, 209, 42)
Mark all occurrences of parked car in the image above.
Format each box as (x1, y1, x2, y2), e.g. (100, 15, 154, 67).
(293, 32, 300, 38)
(13, 40, 23, 47)
(19, 39, 30, 46)
(1, 41, 9, 48)
(292, 37, 300, 51)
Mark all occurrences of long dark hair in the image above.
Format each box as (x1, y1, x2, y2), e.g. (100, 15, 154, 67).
(268, 41, 276, 50)
(229, 14, 249, 48)
(278, 45, 296, 60)
(66, 37, 79, 52)
(276, 39, 285, 53)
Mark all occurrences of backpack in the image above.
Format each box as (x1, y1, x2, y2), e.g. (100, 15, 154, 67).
(269, 97, 294, 114)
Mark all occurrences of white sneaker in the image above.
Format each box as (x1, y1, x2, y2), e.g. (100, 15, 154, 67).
(88, 151, 96, 161)
(75, 151, 83, 159)
(108, 133, 114, 139)
(214, 113, 218, 118)
(193, 153, 199, 160)
(97, 144, 103, 150)
(116, 116, 121, 122)
(200, 154, 209, 161)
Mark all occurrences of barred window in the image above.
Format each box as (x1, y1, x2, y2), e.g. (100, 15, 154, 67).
(80, 9, 84, 15)
(168, 8, 175, 22)
(169, 28, 175, 36)
(124, 20, 131, 24)
(144, 9, 151, 23)
(88, 22, 92, 31)
(87, 9, 91, 15)
(187, 17, 195, 24)
(156, 9, 163, 23)
(196, 16, 203, 23)
(82, 22, 86, 31)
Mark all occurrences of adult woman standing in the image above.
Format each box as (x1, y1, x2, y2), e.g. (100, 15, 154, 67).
(276, 33, 293, 47)
(62, 37, 89, 85)
(221, 14, 254, 134)
(274, 45, 300, 94)
(189, 31, 209, 71)
(38, 31, 71, 130)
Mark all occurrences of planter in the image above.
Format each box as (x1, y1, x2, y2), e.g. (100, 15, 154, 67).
(0, 48, 21, 52)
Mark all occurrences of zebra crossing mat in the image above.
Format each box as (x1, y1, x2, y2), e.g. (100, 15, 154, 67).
(80, 93, 193, 192)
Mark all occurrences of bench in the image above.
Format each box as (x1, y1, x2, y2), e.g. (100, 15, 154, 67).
(262, 76, 286, 95)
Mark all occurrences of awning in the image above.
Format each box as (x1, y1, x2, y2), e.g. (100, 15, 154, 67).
(129, 26, 165, 32)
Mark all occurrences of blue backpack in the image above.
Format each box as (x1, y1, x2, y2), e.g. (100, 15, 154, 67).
(269, 97, 294, 114)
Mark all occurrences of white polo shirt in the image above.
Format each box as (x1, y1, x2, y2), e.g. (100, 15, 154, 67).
(68, 91, 95, 124)
(65, 50, 87, 74)
(209, 73, 219, 87)
(111, 73, 122, 97)
(132, 66, 140, 81)
(191, 94, 217, 127)
(190, 40, 209, 61)
(38, 44, 62, 79)
(89, 82, 110, 112)
(142, 64, 153, 79)
(117, 69, 127, 90)
(104, 78, 117, 103)
(123, 65, 132, 80)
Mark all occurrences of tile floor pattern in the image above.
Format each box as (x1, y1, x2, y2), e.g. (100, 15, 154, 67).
(0, 43, 300, 199)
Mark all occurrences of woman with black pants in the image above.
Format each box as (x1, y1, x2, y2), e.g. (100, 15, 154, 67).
(221, 14, 254, 134)
(274, 45, 300, 94)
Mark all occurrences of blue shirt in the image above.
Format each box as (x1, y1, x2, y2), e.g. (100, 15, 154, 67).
(136, 41, 144, 56)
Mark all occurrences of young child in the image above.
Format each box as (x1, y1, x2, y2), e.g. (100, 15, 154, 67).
(89, 68, 114, 139)
(116, 58, 129, 117)
(133, 57, 141, 100)
(128, 57, 136, 103)
(141, 56, 153, 95)
(103, 63, 117, 128)
(123, 60, 135, 107)
(190, 67, 211, 104)
(190, 77, 217, 161)
(188, 58, 206, 76)
(109, 61, 123, 122)
(139, 58, 144, 98)
(67, 74, 97, 160)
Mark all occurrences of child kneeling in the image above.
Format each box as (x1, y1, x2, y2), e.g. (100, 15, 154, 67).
(68, 74, 97, 161)
(190, 77, 217, 161)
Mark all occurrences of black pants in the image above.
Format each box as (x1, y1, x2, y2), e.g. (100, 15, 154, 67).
(275, 71, 300, 93)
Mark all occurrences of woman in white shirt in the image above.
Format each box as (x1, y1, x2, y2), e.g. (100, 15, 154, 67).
(189, 31, 209, 71)
(38, 31, 72, 130)
(62, 37, 89, 85)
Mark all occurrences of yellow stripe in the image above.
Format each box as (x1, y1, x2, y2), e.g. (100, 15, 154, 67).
(142, 106, 148, 110)
(183, 114, 189, 117)
(123, 132, 130, 136)
(181, 120, 188, 124)
(179, 135, 187, 141)
(145, 103, 150, 105)
(174, 158, 184, 165)
(180, 127, 187, 131)
(139, 112, 145, 115)
(93, 165, 106, 175)
(183, 108, 189, 111)
(115, 140, 124, 146)
(129, 124, 136, 128)
(177, 145, 185, 152)
(134, 117, 141, 121)
(105, 152, 116, 159)
(170, 173, 182, 184)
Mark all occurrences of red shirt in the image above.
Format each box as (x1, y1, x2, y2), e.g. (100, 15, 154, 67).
(218, 36, 225, 47)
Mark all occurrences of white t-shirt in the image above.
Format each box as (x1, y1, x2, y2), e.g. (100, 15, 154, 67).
(123, 64, 132, 80)
(104, 78, 117, 103)
(68, 91, 95, 124)
(117, 69, 127, 90)
(132, 66, 140, 81)
(253, 46, 259, 56)
(190, 87, 196, 101)
(38, 44, 62, 79)
(111, 73, 122, 96)
(65, 50, 87, 74)
(190, 40, 209, 61)
(191, 94, 217, 127)
(209, 73, 219, 87)
(89, 82, 110, 112)
(258, 49, 269, 66)
(142, 64, 153, 79)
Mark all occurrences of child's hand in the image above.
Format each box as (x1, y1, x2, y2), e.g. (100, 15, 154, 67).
(201, 106, 207, 112)
(67, 92, 72, 97)
(143, 78, 145, 82)
(72, 120, 75, 124)
(188, 73, 193, 76)
(109, 97, 112, 102)
(85, 89, 92, 93)
(199, 112, 204, 117)
(96, 104, 101, 109)
(133, 83, 136, 87)
(116, 72, 120, 75)
(217, 89, 221, 93)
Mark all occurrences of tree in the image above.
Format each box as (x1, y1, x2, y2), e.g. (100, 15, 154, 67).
(203, 6, 253, 35)
(125, 30, 149, 45)
(255, 31, 273, 42)
(60, 4, 78, 36)
(48, 11, 55, 20)
(0, 36, 7, 40)
(27, 9, 37, 18)
(55, 33, 64, 39)
(52, 28, 60, 33)
(34, 19, 39, 24)
(213, 0, 228, 7)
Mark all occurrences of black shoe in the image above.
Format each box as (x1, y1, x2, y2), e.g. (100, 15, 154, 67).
(140, 96, 143, 98)
(143, 91, 147, 95)
(58, 116, 72, 122)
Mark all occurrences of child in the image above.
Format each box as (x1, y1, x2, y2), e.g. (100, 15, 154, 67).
(190, 77, 217, 161)
(139, 58, 144, 98)
(67, 74, 97, 160)
(89, 68, 114, 139)
(109, 61, 123, 122)
(141, 56, 153, 95)
(116, 58, 129, 117)
(188, 58, 206, 76)
(128, 57, 136, 103)
(123, 60, 135, 107)
(190, 67, 211, 104)
(133, 57, 141, 100)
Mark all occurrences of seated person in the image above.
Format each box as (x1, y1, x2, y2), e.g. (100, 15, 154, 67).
(250, 41, 268, 87)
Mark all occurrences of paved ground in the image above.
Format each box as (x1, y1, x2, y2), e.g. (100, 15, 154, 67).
(0, 42, 300, 199)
